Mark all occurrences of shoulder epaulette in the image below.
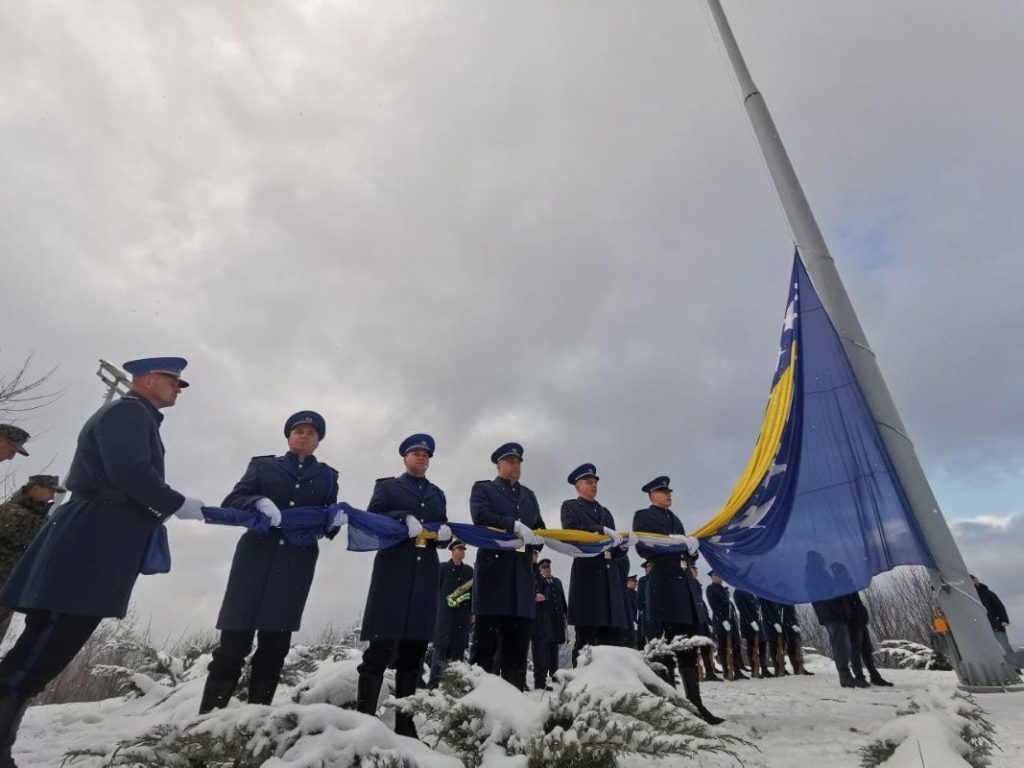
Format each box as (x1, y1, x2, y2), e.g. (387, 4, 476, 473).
(472, 479, 491, 486)
(375, 476, 395, 484)
(250, 455, 274, 461)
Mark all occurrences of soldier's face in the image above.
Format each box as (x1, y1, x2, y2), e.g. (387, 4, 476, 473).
(451, 546, 465, 564)
(496, 456, 521, 482)
(0, 439, 15, 461)
(404, 448, 430, 476)
(650, 489, 672, 508)
(28, 485, 56, 503)
(137, 373, 182, 408)
(540, 565, 551, 578)
(576, 477, 598, 501)
(288, 424, 320, 456)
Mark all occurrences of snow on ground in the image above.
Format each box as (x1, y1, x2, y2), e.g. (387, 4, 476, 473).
(12, 647, 1024, 767)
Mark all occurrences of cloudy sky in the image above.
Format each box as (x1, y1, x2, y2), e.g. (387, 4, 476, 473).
(2, 1, 1021, 648)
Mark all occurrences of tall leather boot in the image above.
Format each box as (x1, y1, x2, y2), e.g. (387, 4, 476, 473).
(789, 650, 813, 675)
(356, 673, 384, 716)
(247, 675, 280, 706)
(680, 665, 724, 725)
(393, 669, 420, 739)
(198, 673, 241, 715)
(0, 690, 29, 768)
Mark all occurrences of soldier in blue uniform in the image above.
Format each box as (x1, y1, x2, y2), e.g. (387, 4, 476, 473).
(357, 434, 451, 738)
(780, 602, 814, 676)
(734, 588, 772, 677)
(469, 442, 546, 691)
(706, 571, 747, 680)
(531, 557, 567, 689)
(198, 411, 343, 713)
(632, 476, 723, 724)
(758, 597, 788, 676)
(690, 565, 723, 681)
(561, 464, 631, 666)
(0, 358, 206, 765)
(624, 574, 639, 649)
(428, 540, 474, 688)
(636, 560, 655, 649)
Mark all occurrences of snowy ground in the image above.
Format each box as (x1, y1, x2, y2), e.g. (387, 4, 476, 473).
(12, 648, 1024, 767)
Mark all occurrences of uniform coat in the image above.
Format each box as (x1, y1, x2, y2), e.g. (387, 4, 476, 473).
(469, 478, 546, 619)
(706, 582, 739, 640)
(532, 572, 568, 643)
(434, 560, 474, 648)
(0, 491, 50, 585)
(632, 505, 701, 628)
(562, 498, 629, 629)
(216, 452, 339, 632)
(733, 589, 762, 641)
(759, 598, 784, 647)
(360, 473, 447, 641)
(0, 394, 184, 618)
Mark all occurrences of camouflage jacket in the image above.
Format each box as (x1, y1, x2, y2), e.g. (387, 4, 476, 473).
(0, 490, 50, 578)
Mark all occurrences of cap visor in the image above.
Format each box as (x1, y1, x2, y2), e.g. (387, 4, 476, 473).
(177, 379, 190, 388)
(15, 446, 28, 456)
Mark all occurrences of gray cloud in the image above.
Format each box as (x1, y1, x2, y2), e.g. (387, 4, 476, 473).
(2, 1, 1022, 642)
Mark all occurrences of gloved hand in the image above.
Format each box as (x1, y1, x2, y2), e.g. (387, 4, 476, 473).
(774, 623, 782, 633)
(751, 621, 759, 631)
(405, 515, 424, 539)
(436, 524, 453, 542)
(514, 520, 544, 546)
(256, 497, 283, 527)
(621, 531, 638, 551)
(603, 527, 623, 547)
(173, 497, 206, 521)
(792, 625, 801, 634)
(723, 620, 732, 632)
(669, 533, 700, 555)
(331, 508, 349, 528)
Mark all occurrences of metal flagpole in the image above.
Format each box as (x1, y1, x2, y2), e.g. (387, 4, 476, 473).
(703, 0, 1020, 689)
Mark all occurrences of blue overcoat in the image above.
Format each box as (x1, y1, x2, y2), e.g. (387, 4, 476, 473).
(706, 582, 739, 640)
(759, 597, 784, 647)
(733, 589, 762, 641)
(532, 572, 568, 642)
(561, 498, 628, 629)
(216, 452, 338, 632)
(360, 473, 447, 642)
(632, 504, 702, 629)
(469, 477, 545, 619)
(0, 394, 185, 618)
(637, 574, 657, 641)
(433, 560, 473, 648)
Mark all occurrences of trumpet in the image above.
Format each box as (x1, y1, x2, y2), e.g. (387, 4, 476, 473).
(446, 579, 473, 608)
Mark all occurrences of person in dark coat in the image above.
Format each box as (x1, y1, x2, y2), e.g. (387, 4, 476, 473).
(844, 592, 892, 686)
(357, 434, 451, 737)
(706, 571, 746, 680)
(624, 574, 639, 649)
(469, 442, 546, 691)
(0, 475, 64, 641)
(758, 597, 789, 676)
(562, 464, 630, 666)
(971, 575, 1015, 662)
(636, 560, 655, 649)
(806, 551, 857, 687)
(531, 557, 567, 689)
(198, 411, 342, 713)
(0, 425, 30, 464)
(632, 476, 722, 725)
(428, 541, 474, 688)
(0, 358, 205, 765)
(779, 603, 814, 676)
(733, 589, 771, 677)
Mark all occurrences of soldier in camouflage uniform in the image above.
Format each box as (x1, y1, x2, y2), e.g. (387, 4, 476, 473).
(0, 475, 63, 640)
(0, 425, 30, 463)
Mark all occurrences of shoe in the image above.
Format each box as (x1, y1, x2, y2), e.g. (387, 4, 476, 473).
(800, 669, 815, 675)
(869, 675, 894, 687)
(704, 671, 722, 682)
(356, 674, 384, 716)
(732, 670, 749, 680)
(681, 666, 725, 725)
(198, 676, 239, 715)
(761, 670, 775, 678)
(839, 672, 855, 688)
(247, 677, 279, 706)
(853, 677, 871, 688)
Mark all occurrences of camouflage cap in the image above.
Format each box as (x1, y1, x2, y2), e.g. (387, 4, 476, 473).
(0, 424, 30, 456)
(27, 474, 65, 492)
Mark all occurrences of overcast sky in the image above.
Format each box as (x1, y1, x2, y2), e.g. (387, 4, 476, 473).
(2, 1, 1021, 648)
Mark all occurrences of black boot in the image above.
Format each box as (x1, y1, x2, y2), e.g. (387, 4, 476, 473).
(681, 666, 724, 725)
(198, 675, 239, 715)
(501, 667, 527, 692)
(869, 673, 894, 687)
(838, 670, 856, 688)
(247, 676, 279, 706)
(0, 690, 29, 768)
(356, 673, 384, 716)
(732, 668, 749, 680)
(393, 669, 420, 739)
(852, 676, 871, 688)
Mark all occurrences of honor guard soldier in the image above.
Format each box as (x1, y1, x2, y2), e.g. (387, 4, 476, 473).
(357, 434, 451, 738)
(561, 464, 631, 665)
(0, 426, 30, 464)
(780, 603, 814, 676)
(428, 540, 474, 688)
(0, 358, 206, 764)
(758, 597, 788, 676)
(706, 571, 748, 680)
(733, 588, 771, 677)
(530, 557, 567, 690)
(199, 411, 343, 714)
(689, 565, 723, 681)
(632, 476, 723, 724)
(469, 442, 546, 691)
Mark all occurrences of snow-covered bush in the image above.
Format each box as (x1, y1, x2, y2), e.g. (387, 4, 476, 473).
(397, 646, 753, 768)
(874, 639, 952, 671)
(860, 686, 997, 768)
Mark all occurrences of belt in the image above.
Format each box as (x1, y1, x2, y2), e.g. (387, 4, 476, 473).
(72, 489, 133, 504)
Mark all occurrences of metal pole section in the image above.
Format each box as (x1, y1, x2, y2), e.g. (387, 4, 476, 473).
(704, 0, 1019, 688)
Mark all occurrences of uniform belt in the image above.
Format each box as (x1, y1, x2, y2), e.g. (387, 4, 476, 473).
(72, 489, 133, 503)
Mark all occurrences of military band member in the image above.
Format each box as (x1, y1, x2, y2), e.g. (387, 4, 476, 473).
(706, 571, 748, 680)
(428, 540, 474, 688)
(199, 411, 342, 713)
(0, 425, 30, 464)
(734, 588, 771, 677)
(531, 557, 567, 689)
(469, 442, 545, 691)
(0, 357, 205, 764)
(357, 434, 451, 737)
(632, 476, 723, 724)
(562, 464, 630, 665)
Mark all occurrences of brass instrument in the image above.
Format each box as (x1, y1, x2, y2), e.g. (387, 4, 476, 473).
(445, 578, 473, 608)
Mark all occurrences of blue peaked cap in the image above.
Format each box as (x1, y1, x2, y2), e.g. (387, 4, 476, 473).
(400, 433, 435, 457)
(491, 442, 524, 464)
(567, 463, 599, 485)
(285, 411, 326, 440)
(642, 476, 672, 494)
(122, 357, 189, 387)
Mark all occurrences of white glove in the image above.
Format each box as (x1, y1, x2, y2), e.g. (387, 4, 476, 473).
(173, 497, 206, 521)
(774, 623, 782, 633)
(751, 621, 759, 631)
(256, 497, 283, 527)
(513, 520, 544, 546)
(792, 624, 801, 634)
(405, 515, 423, 539)
(436, 524, 453, 542)
(621, 531, 638, 550)
(723, 620, 732, 631)
(331, 509, 349, 528)
(603, 527, 623, 547)
(670, 534, 700, 555)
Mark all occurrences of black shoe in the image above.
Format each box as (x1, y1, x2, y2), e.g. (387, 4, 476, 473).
(732, 670, 749, 680)
(853, 677, 871, 688)
(356, 674, 384, 716)
(870, 675, 894, 687)
(696, 704, 725, 725)
(704, 672, 722, 682)
(247, 677, 279, 706)
(839, 672, 855, 688)
(681, 666, 725, 725)
(198, 676, 238, 715)
(760, 670, 775, 678)
(800, 669, 815, 675)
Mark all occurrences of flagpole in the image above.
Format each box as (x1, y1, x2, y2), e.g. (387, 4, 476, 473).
(703, 0, 1019, 689)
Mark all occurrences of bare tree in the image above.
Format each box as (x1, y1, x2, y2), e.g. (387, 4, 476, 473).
(0, 352, 61, 417)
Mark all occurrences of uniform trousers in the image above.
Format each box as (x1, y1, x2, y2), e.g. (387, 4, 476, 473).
(531, 638, 559, 689)
(473, 615, 531, 690)
(572, 625, 622, 667)
(427, 630, 470, 688)
(0, 610, 102, 696)
(207, 629, 292, 685)
(824, 620, 854, 677)
(848, 624, 881, 680)
(359, 639, 428, 678)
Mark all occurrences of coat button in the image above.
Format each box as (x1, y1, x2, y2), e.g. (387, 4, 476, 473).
(289, 501, 295, 506)
(279, 540, 285, 546)
(295, 484, 300, 489)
